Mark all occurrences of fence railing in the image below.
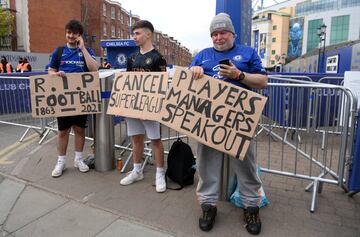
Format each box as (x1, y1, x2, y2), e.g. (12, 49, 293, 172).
(0, 73, 357, 213)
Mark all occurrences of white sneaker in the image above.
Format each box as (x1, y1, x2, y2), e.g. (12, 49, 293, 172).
(156, 174, 166, 193)
(120, 170, 144, 185)
(52, 159, 66, 177)
(74, 159, 90, 173)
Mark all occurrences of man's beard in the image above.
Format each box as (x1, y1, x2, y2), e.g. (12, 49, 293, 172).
(213, 38, 235, 51)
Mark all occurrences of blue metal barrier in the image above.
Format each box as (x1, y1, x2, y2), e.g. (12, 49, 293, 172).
(263, 76, 341, 127)
(349, 111, 360, 192)
(0, 72, 47, 114)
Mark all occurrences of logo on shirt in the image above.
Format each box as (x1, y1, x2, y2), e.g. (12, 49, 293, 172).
(145, 58, 152, 65)
(232, 55, 242, 61)
(117, 53, 127, 65)
(78, 52, 83, 57)
(212, 65, 224, 80)
(201, 59, 210, 64)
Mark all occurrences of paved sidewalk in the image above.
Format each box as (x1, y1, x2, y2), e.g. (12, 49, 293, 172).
(0, 125, 360, 237)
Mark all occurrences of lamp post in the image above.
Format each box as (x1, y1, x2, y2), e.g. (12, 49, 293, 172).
(317, 23, 327, 73)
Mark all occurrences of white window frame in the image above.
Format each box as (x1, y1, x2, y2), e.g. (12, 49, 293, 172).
(103, 3, 107, 17)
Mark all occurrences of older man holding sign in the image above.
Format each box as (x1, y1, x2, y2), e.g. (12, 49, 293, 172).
(186, 13, 267, 235)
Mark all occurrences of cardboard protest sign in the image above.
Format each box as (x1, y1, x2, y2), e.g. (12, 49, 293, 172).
(29, 72, 101, 118)
(107, 71, 168, 120)
(160, 68, 267, 160)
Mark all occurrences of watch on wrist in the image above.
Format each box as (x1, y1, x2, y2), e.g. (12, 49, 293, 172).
(238, 71, 245, 81)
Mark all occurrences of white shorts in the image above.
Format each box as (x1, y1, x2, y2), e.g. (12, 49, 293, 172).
(125, 118, 161, 140)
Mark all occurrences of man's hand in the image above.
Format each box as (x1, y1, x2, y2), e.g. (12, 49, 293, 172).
(219, 62, 240, 80)
(76, 36, 85, 50)
(190, 66, 204, 79)
(56, 71, 66, 78)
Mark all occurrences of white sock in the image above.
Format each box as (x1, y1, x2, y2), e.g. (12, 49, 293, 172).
(75, 151, 82, 161)
(58, 155, 65, 163)
(156, 167, 164, 179)
(133, 163, 142, 172)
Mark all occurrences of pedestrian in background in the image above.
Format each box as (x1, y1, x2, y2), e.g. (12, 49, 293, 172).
(0, 56, 13, 73)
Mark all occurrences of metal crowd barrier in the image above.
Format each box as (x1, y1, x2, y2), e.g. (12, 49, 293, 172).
(255, 76, 357, 212)
(318, 76, 344, 86)
(0, 75, 55, 142)
(1, 73, 358, 214)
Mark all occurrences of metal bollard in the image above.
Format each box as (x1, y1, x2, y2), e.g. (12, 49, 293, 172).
(95, 71, 115, 171)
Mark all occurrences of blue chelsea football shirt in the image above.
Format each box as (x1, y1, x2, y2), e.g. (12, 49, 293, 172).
(190, 44, 266, 88)
(49, 45, 96, 73)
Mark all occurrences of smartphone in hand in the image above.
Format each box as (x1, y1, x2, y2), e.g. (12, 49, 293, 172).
(219, 59, 230, 68)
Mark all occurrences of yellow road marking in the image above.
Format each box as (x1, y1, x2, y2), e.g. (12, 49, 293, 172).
(0, 133, 38, 165)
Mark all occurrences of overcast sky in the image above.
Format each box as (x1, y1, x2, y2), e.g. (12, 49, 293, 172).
(116, 0, 279, 52)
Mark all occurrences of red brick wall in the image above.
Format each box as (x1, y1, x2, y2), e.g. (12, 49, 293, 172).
(28, 0, 81, 53)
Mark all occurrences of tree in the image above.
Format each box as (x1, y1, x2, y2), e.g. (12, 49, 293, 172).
(0, 8, 14, 37)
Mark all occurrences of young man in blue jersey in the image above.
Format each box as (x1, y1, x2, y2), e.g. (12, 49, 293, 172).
(119, 20, 167, 193)
(190, 13, 268, 235)
(48, 19, 98, 177)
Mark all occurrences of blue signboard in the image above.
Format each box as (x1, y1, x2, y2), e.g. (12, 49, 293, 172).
(288, 17, 304, 58)
(349, 112, 360, 192)
(216, 0, 252, 46)
(101, 39, 138, 69)
(254, 30, 259, 54)
(259, 33, 266, 59)
(0, 77, 31, 114)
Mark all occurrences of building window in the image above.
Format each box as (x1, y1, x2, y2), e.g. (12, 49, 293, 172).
(118, 28, 121, 38)
(342, 0, 360, 8)
(307, 19, 323, 52)
(111, 25, 115, 37)
(330, 15, 349, 44)
(103, 3, 107, 17)
(273, 25, 277, 30)
(118, 10, 121, 20)
(272, 37, 276, 42)
(103, 23, 107, 36)
(111, 7, 115, 19)
(120, 13, 124, 23)
(296, 0, 338, 17)
(271, 50, 276, 55)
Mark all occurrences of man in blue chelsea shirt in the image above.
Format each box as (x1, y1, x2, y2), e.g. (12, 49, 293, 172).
(190, 13, 268, 235)
(48, 20, 98, 178)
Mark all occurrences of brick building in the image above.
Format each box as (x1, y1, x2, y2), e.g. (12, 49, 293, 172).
(4, 0, 191, 66)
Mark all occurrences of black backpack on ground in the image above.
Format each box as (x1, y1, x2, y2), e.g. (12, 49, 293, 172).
(166, 138, 196, 190)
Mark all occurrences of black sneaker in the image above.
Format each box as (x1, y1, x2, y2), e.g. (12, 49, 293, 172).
(199, 204, 217, 231)
(244, 206, 261, 235)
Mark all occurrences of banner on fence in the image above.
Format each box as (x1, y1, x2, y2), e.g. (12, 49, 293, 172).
(29, 72, 101, 118)
(160, 68, 267, 160)
(0, 77, 31, 114)
(107, 71, 168, 120)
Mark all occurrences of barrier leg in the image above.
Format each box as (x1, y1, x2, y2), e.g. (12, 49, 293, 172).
(305, 172, 325, 193)
(38, 128, 53, 144)
(121, 151, 133, 173)
(348, 191, 359, 197)
(19, 127, 31, 142)
(310, 179, 319, 213)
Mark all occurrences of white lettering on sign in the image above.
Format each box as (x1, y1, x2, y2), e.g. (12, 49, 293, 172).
(105, 41, 130, 47)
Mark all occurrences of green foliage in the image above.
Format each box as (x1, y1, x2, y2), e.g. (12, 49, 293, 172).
(0, 8, 14, 36)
